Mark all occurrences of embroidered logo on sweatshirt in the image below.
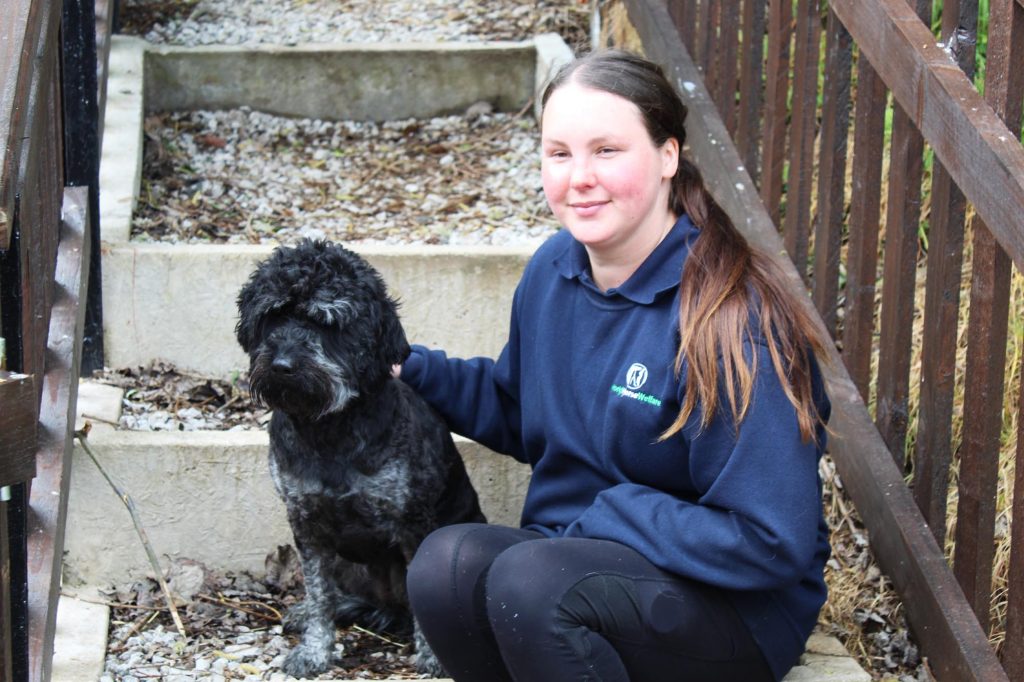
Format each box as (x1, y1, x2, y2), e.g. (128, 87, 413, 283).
(626, 363, 649, 390)
(611, 363, 662, 408)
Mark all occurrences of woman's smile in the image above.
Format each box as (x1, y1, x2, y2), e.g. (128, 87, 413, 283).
(569, 200, 609, 217)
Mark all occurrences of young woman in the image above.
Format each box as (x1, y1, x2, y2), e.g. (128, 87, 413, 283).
(399, 50, 832, 682)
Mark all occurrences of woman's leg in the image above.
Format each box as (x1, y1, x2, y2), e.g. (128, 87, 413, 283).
(406, 523, 543, 681)
(485, 537, 773, 682)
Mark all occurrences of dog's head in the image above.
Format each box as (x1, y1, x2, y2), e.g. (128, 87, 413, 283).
(236, 239, 410, 419)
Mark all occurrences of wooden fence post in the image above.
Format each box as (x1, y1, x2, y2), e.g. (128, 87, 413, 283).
(0, 371, 36, 682)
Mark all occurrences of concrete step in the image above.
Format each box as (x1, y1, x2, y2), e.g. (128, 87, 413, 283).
(98, 34, 572, 377)
(101, 243, 531, 377)
(65, 384, 870, 680)
(85, 32, 870, 682)
(53, 592, 869, 681)
(67, 381, 530, 587)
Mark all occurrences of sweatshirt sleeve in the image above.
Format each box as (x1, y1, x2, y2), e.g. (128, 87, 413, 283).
(400, 290, 527, 462)
(562, 340, 827, 591)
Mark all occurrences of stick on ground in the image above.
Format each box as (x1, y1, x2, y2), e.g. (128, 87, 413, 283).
(75, 423, 188, 637)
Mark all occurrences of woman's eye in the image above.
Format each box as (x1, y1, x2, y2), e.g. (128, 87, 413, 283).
(597, 147, 618, 156)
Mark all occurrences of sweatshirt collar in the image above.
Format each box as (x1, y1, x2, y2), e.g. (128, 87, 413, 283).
(553, 214, 699, 304)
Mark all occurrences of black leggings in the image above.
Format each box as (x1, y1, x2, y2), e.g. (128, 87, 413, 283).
(406, 524, 773, 682)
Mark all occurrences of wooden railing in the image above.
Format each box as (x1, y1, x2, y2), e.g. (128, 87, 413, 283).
(0, 0, 103, 678)
(2, 0, 1021, 679)
(623, 0, 1024, 680)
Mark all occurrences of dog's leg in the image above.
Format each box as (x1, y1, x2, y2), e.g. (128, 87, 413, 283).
(394, 539, 447, 676)
(413, 618, 447, 677)
(282, 543, 342, 678)
(282, 551, 348, 634)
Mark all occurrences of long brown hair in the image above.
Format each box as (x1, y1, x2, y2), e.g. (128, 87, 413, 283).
(541, 50, 828, 442)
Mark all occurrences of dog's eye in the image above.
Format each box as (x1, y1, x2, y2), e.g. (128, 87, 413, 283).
(307, 300, 353, 328)
(306, 313, 337, 330)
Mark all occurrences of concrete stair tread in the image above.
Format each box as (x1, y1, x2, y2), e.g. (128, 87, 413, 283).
(54, 594, 868, 681)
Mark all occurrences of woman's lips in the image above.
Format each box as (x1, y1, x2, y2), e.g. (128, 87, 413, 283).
(570, 200, 608, 217)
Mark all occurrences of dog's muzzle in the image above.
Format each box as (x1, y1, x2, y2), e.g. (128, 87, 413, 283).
(249, 339, 359, 419)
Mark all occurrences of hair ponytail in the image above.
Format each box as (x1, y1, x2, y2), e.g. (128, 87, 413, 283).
(663, 158, 827, 442)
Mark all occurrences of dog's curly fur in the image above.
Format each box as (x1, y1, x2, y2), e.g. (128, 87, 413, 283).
(236, 240, 485, 678)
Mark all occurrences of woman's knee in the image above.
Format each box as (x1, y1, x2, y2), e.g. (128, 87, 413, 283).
(485, 539, 576, 625)
(484, 538, 663, 631)
(407, 523, 483, 599)
(408, 524, 537, 610)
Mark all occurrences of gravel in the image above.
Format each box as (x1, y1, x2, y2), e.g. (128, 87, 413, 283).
(89, 364, 265, 431)
(120, 0, 592, 247)
(99, 551, 424, 680)
(134, 107, 560, 246)
(120, 0, 592, 50)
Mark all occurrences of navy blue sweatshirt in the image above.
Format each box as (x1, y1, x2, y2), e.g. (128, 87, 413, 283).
(401, 215, 832, 680)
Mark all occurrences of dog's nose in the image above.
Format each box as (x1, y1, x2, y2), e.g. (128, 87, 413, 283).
(271, 356, 296, 374)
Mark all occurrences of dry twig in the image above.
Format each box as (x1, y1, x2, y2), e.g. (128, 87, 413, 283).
(75, 423, 188, 638)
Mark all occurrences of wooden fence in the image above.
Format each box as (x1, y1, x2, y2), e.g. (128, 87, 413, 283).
(623, 0, 1024, 679)
(0, 0, 103, 678)
(2, 0, 1022, 679)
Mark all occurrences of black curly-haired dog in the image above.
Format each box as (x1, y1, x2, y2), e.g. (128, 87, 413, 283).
(236, 239, 486, 678)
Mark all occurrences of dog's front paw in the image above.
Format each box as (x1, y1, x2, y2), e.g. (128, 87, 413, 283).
(282, 643, 336, 678)
(282, 600, 314, 635)
(414, 648, 446, 677)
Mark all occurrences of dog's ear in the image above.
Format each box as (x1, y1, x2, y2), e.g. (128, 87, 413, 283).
(380, 295, 411, 366)
(236, 279, 281, 354)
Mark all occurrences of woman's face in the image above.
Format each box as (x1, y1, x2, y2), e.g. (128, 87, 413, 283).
(541, 81, 679, 255)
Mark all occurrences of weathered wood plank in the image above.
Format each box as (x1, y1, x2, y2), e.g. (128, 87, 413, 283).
(26, 186, 90, 682)
(0, 494, 10, 682)
(717, 1, 739, 134)
(841, 56, 886, 401)
(956, 229, 1010, 636)
(0, 372, 37, 488)
(1010, 421, 1024, 675)
(17, 17, 65, 403)
(694, 0, 710, 75)
(621, 2, 1009, 679)
(759, 0, 791, 225)
(830, 0, 1024, 273)
(874, 110, 919, 469)
(912, 0, 976, 553)
(0, 0, 33, 251)
(874, 0, 929, 470)
(704, 0, 720, 99)
(667, 0, 697, 52)
(1009, 371, 1024, 678)
(5, 482, 27, 680)
(667, 0, 692, 51)
(736, 0, 765, 186)
(0, 0, 61, 253)
(992, 1, 1024, 676)
(912, 158, 965, 538)
(782, 0, 820, 281)
(813, 8, 852, 338)
(953, 0, 1024, 638)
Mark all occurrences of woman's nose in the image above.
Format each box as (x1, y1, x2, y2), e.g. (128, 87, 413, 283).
(569, 158, 596, 188)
